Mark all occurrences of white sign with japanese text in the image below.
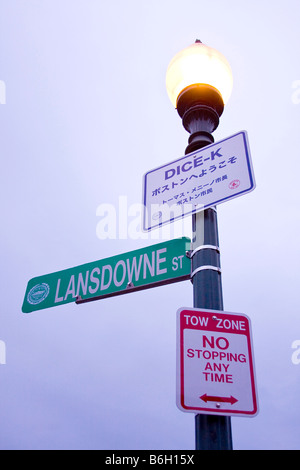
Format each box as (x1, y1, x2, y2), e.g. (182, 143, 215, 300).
(142, 131, 255, 231)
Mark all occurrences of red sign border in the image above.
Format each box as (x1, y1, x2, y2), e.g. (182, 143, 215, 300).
(176, 307, 259, 417)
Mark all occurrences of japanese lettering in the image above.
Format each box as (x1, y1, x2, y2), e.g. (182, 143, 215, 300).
(152, 149, 237, 198)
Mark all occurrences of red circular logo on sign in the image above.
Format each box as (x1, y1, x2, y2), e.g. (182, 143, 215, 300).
(229, 180, 240, 190)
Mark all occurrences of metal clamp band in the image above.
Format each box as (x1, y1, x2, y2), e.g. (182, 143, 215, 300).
(191, 265, 222, 280)
(187, 244, 220, 259)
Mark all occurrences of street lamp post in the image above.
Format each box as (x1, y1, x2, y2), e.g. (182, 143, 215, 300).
(166, 40, 234, 450)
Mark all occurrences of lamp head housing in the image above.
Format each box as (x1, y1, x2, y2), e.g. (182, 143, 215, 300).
(166, 41, 233, 153)
(166, 40, 233, 111)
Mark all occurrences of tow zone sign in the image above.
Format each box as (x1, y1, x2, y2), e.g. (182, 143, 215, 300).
(176, 308, 258, 417)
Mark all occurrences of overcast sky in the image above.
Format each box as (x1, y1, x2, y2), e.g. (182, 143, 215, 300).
(0, 0, 300, 450)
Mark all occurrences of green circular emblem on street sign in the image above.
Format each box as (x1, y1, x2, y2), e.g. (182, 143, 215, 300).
(27, 283, 50, 305)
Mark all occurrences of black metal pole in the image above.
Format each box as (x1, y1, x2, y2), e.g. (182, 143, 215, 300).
(181, 103, 233, 450)
(175, 75, 233, 449)
(192, 206, 233, 450)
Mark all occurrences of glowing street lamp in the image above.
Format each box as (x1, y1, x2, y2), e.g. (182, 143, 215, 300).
(166, 40, 233, 108)
(166, 41, 233, 450)
(166, 39, 233, 153)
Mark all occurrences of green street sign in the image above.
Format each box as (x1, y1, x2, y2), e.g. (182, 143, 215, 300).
(22, 237, 191, 313)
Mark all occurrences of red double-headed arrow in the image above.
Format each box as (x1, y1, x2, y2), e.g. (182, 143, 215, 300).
(200, 394, 238, 405)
